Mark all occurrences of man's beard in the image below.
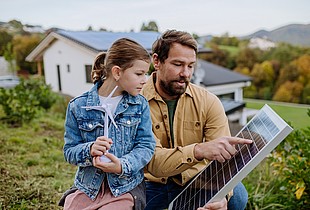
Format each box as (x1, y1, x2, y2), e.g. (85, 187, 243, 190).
(159, 77, 189, 97)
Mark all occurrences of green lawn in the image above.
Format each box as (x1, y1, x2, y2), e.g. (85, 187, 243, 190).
(244, 99, 310, 130)
(218, 45, 239, 56)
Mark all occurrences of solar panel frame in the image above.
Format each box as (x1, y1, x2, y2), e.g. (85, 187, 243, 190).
(168, 104, 293, 210)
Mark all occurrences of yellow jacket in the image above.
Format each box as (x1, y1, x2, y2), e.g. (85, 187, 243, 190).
(141, 73, 231, 186)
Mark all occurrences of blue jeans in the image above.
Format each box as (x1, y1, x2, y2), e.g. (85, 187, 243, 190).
(145, 180, 248, 210)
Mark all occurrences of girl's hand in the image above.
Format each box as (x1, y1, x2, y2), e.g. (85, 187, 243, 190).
(93, 153, 122, 174)
(90, 136, 113, 157)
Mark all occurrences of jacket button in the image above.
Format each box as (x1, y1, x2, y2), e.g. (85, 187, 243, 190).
(127, 120, 131, 124)
(163, 114, 168, 119)
(88, 123, 93, 128)
(187, 158, 192, 163)
(195, 122, 200, 127)
(155, 125, 160, 129)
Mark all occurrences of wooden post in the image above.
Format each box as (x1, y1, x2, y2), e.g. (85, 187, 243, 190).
(37, 61, 42, 76)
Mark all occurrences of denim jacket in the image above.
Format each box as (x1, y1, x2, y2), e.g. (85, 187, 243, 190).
(63, 81, 155, 200)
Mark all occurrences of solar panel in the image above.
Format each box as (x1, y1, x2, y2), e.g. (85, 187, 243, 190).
(168, 104, 293, 210)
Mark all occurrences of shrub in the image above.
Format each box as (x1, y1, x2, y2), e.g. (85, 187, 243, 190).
(0, 77, 58, 126)
(245, 110, 310, 209)
(268, 114, 310, 209)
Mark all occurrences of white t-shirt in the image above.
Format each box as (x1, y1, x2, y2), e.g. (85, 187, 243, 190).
(99, 95, 123, 115)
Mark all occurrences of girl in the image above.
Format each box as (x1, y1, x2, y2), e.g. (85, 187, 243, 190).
(63, 38, 155, 210)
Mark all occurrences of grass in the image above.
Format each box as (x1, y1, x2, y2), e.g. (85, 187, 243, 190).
(0, 105, 75, 209)
(218, 45, 240, 56)
(0, 97, 309, 209)
(244, 98, 310, 130)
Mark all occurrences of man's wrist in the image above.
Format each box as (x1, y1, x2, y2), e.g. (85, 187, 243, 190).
(194, 143, 204, 161)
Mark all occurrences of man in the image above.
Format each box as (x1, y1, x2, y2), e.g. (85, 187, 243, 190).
(141, 30, 252, 210)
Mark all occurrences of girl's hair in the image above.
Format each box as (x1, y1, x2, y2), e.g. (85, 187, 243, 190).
(152, 30, 198, 63)
(91, 38, 151, 84)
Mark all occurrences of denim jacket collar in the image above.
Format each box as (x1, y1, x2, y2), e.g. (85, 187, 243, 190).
(86, 80, 142, 109)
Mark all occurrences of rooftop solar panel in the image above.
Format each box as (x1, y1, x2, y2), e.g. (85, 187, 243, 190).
(57, 30, 160, 52)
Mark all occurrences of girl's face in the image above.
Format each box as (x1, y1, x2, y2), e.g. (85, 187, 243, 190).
(118, 60, 149, 96)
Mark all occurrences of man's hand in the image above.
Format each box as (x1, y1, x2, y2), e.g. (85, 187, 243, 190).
(194, 137, 252, 162)
(197, 197, 227, 210)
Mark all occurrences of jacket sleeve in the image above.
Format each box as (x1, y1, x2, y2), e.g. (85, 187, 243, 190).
(118, 99, 156, 178)
(63, 102, 93, 167)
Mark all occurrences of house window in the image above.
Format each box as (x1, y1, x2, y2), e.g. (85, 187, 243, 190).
(67, 64, 70, 73)
(85, 65, 92, 83)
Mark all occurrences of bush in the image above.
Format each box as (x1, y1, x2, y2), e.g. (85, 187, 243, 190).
(269, 114, 310, 209)
(245, 110, 310, 209)
(0, 77, 58, 126)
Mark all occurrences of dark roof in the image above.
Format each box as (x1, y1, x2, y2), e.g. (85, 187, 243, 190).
(197, 47, 212, 53)
(57, 30, 161, 52)
(220, 99, 245, 115)
(194, 59, 252, 86)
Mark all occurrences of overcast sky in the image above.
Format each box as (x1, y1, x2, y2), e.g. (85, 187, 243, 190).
(1, 0, 309, 36)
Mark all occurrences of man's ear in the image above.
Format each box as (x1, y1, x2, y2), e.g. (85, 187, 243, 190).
(152, 53, 160, 70)
(111, 65, 121, 81)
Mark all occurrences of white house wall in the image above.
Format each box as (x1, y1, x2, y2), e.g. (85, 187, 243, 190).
(204, 81, 251, 101)
(44, 40, 95, 96)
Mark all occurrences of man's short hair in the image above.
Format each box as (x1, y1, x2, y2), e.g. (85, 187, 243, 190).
(152, 30, 198, 63)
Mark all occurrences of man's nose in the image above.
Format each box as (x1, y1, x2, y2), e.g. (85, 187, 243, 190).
(180, 67, 191, 78)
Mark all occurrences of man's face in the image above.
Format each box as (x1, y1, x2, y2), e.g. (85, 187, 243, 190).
(154, 43, 196, 100)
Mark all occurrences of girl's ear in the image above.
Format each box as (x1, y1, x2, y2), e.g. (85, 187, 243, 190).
(111, 65, 121, 81)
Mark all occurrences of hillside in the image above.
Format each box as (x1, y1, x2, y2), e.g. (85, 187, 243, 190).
(241, 23, 310, 47)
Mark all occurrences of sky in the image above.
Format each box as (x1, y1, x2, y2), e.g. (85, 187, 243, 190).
(1, 0, 310, 37)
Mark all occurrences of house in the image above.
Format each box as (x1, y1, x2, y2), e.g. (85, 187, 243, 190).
(248, 37, 276, 50)
(0, 56, 15, 76)
(26, 30, 160, 97)
(26, 30, 252, 124)
(192, 60, 252, 125)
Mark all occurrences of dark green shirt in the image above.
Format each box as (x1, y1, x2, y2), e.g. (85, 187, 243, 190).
(164, 99, 178, 147)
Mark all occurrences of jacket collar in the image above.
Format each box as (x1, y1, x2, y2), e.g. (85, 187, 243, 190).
(86, 80, 142, 107)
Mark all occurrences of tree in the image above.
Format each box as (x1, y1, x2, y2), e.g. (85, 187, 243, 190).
(199, 44, 229, 67)
(250, 61, 275, 99)
(293, 54, 310, 85)
(262, 43, 303, 68)
(273, 81, 303, 103)
(140, 21, 159, 32)
(0, 30, 13, 56)
(235, 47, 258, 70)
(210, 35, 240, 46)
(3, 42, 16, 73)
(7, 19, 25, 34)
(301, 83, 310, 104)
(276, 63, 299, 89)
(12, 34, 43, 73)
(234, 66, 250, 76)
(251, 61, 274, 86)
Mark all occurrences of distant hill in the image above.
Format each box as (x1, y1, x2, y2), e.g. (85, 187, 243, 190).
(240, 23, 310, 47)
